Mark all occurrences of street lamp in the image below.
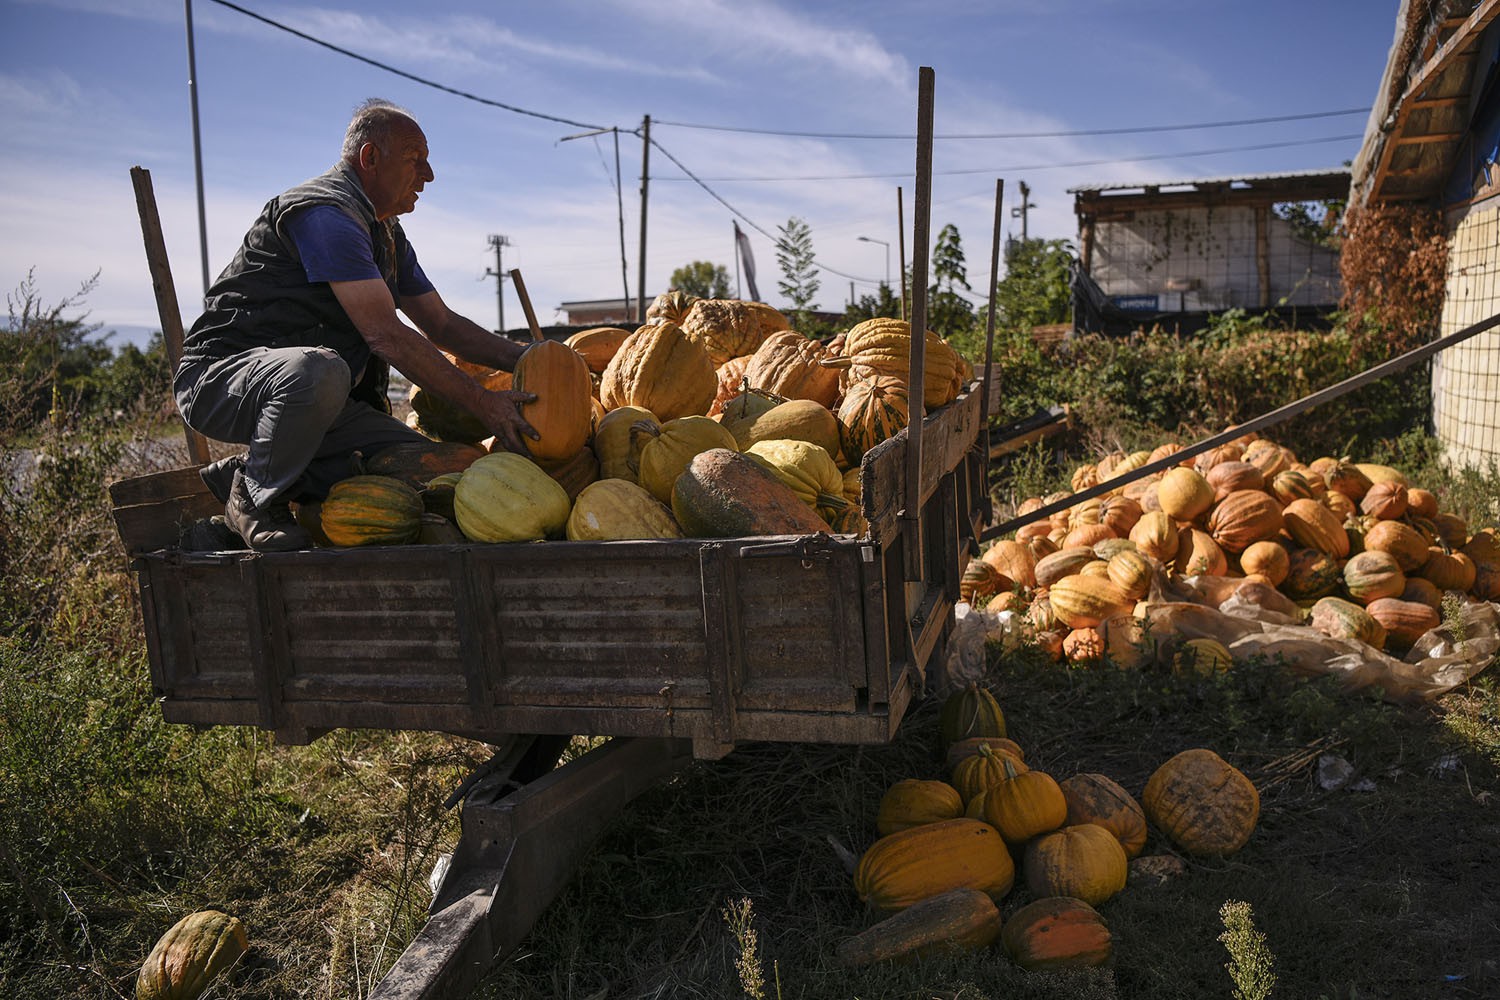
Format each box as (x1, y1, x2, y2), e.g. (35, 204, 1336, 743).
(857, 236, 890, 289)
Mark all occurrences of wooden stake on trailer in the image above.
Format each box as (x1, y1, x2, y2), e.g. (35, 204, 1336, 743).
(903, 67, 935, 580)
(979, 178, 1004, 527)
(896, 187, 908, 322)
(130, 166, 212, 466)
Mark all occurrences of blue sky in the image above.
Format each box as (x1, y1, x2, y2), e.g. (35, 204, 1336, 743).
(3, 0, 1399, 348)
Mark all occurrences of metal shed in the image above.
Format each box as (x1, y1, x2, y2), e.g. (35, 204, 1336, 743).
(1070, 170, 1348, 335)
(1352, 0, 1500, 472)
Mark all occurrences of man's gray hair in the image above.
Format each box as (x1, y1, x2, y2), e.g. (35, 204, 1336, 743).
(342, 98, 419, 162)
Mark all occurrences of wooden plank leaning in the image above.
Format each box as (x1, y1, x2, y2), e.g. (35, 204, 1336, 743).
(129, 166, 212, 466)
(903, 66, 935, 580)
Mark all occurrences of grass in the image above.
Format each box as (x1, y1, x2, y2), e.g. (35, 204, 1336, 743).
(3, 308, 1498, 997)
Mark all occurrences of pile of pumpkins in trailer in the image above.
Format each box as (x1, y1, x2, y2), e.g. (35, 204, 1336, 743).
(966, 435, 1500, 666)
(838, 683, 1258, 969)
(298, 293, 971, 547)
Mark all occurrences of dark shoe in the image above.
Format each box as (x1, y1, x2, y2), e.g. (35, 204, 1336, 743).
(226, 470, 310, 552)
(180, 514, 248, 552)
(200, 454, 246, 504)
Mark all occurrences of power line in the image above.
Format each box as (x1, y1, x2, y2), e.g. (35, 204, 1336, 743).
(657, 133, 1365, 183)
(205, 0, 611, 131)
(652, 107, 1370, 140)
(648, 137, 879, 286)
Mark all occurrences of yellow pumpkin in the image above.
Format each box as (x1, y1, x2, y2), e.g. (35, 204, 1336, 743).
(1142, 748, 1259, 857)
(565, 479, 683, 541)
(454, 452, 571, 542)
(599, 322, 716, 421)
(592, 405, 658, 482)
(1024, 823, 1129, 906)
(853, 819, 1016, 910)
(634, 416, 739, 504)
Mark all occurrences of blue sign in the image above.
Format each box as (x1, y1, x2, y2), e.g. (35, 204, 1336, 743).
(1111, 295, 1159, 312)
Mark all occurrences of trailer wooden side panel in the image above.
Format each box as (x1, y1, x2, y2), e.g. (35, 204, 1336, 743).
(119, 387, 985, 757)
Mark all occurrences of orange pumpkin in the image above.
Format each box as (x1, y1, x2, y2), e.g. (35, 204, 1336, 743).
(1142, 748, 1259, 857)
(982, 757, 1067, 845)
(1059, 772, 1148, 858)
(853, 819, 1015, 910)
(1024, 823, 1129, 906)
(1000, 897, 1112, 971)
(511, 338, 594, 464)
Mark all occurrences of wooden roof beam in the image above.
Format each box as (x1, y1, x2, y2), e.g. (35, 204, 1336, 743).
(1393, 131, 1467, 144)
(1404, 0, 1500, 104)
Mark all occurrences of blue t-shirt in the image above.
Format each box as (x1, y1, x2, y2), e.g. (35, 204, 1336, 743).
(284, 204, 435, 297)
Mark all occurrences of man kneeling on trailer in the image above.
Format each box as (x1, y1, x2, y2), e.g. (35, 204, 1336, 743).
(174, 97, 536, 551)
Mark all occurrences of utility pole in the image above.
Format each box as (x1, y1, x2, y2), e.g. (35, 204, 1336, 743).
(637, 115, 651, 324)
(484, 235, 511, 334)
(1011, 181, 1037, 243)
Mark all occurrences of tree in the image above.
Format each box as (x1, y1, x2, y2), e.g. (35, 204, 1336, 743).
(927, 223, 974, 338)
(669, 260, 731, 299)
(842, 282, 901, 325)
(994, 238, 1074, 331)
(775, 217, 820, 325)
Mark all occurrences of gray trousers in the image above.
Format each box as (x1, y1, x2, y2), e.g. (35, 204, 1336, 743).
(175, 346, 427, 507)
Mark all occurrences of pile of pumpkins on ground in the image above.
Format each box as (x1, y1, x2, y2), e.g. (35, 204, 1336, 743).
(838, 683, 1258, 969)
(298, 293, 971, 548)
(965, 435, 1500, 668)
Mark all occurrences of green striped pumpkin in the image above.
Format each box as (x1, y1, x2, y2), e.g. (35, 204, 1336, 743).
(319, 475, 424, 546)
(837, 374, 909, 465)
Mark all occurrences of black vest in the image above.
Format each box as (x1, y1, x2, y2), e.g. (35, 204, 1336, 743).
(180, 163, 408, 410)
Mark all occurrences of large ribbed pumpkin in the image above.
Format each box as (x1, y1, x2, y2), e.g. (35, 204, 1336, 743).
(1205, 461, 1265, 499)
(834, 888, 1001, 966)
(1001, 897, 1112, 971)
(136, 909, 248, 1000)
(741, 330, 841, 407)
(634, 416, 739, 504)
(1034, 547, 1096, 588)
(875, 779, 965, 836)
(599, 322, 716, 421)
(1060, 773, 1148, 858)
(853, 819, 1015, 910)
(454, 452, 571, 542)
(679, 298, 790, 367)
(833, 317, 963, 409)
(1024, 823, 1129, 907)
(1142, 748, 1259, 857)
(1207, 490, 1284, 553)
(565, 479, 683, 541)
(1417, 549, 1477, 592)
(646, 290, 699, 325)
(837, 375, 910, 465)
(319, 475, 424, 547)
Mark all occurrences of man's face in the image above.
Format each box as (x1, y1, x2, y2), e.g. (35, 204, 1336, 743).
(363, 119, 434, 220)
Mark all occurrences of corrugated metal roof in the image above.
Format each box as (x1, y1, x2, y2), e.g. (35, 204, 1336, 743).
(1068, 168, 1351, 195)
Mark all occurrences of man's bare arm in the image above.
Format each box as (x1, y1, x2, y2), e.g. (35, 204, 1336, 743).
(401, 289, 526, 371)
(329, 278, 537, 453)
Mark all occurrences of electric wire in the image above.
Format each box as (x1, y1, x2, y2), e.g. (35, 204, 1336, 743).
(657, 133, 1365, 183)
(648, 137, 880, 286)
(204, 0, 610, 131)
(652, 107, 1371, 140)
